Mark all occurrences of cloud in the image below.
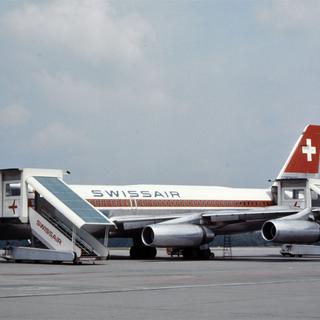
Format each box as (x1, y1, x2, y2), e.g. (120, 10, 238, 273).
(1, 1, 319, 187)
(2, 0, 151, 63)
(33, 71, 107, 112)
(0, 104, 30, 128)
(32, 122, 89, 149)
(256, 0, 320, 30)
(32, 65, 176, 115)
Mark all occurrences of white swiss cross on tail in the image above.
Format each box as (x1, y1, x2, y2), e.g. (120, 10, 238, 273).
(302, 139, 316, 162)
(278, 124, 320, 178)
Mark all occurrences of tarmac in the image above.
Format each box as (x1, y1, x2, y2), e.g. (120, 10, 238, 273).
(0, 247, 320, 320)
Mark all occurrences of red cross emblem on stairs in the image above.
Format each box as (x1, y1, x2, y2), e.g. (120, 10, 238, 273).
(8, 200, 18, 215)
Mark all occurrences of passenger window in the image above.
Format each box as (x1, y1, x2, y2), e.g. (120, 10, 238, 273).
(283, 189, 304, 200)
(283, 190, 293, 200)
(312, 190, 319, 200)
(311, 190, 320, 207)
(293, 189, 304, 199)
(5, 183, 21, 197)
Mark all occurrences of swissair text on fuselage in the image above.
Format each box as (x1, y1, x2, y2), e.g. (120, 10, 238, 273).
(91, 190, 181, 199)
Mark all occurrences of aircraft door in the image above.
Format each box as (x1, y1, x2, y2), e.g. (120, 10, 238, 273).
(130, 198, 138, 213)
(2, 181, 21, 218)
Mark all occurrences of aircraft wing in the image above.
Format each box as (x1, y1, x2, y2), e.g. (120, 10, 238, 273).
(110, 214, 181, 231)
(201, 207, 299, 222)
(110, 206, 300, 232)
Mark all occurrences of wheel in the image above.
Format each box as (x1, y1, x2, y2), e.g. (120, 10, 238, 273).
(130, 245, 157, 259)
(182, 248, 198, 260)
(129, 246, 140, 259)
(199, 248, 212, 260)
(73, 252, 80, 264)
(182, 248, 212, 260)
(281, 253, 290, 257)
(145, 247, 157, 259)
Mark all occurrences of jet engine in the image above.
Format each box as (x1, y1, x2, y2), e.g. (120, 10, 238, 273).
(141, 223, 215, 247)
(262, 219, 320, 244)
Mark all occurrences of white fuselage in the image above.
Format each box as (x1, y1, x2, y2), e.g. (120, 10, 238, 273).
(70, 184, 273, 216)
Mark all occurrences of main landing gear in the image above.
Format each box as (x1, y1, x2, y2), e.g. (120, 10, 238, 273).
(182, 247, 213, 260)
(129, 238, 157, 259)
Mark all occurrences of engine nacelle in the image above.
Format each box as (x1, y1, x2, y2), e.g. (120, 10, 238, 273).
(262, 220, 320, 244)
(141, 224, 215, 247)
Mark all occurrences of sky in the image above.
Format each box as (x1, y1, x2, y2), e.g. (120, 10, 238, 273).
(0, 0, 320, 187)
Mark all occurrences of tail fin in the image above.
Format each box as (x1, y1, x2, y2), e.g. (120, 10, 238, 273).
(278, 124, 320, 179)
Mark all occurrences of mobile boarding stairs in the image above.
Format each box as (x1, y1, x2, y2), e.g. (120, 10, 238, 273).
(0, 168, 114, 263)
(273, 177, 320, 257)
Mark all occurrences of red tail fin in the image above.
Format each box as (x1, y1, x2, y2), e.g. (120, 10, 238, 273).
(278, 125, 320, 178)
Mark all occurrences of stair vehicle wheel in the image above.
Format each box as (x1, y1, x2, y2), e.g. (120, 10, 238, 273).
(73, 252, 79, 264)
(281, 253, 290, 257)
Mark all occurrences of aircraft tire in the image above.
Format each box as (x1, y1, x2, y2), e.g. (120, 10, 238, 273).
(182, 248, 197, 260)
(145, 247, 157, 259)
(182, 248, 212, 260)
(129, 246, 140, 259)
(199, 248, 212, 260)
(130, 246, 157, 259)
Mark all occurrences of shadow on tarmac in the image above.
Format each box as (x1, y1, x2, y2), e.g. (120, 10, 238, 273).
(109, 253, 320, 263)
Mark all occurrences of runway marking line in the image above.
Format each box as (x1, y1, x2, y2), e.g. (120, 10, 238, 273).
(0, 278, 320, 300)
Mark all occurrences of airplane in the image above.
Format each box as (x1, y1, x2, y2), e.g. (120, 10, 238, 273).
(67, 124, 320, 259)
